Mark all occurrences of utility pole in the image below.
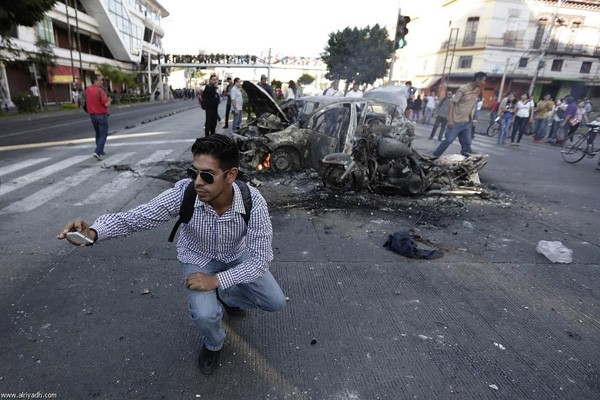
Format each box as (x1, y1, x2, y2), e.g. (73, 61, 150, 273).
(498, 57, 510, 101)
(528, 0, 562, 97)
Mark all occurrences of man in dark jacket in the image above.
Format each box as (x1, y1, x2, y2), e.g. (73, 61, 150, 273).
(203, 74, 221, 136)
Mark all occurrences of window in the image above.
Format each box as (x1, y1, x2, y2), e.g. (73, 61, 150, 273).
(37, 17, 55, 45)
(458, 56, 473, 69)
(463, 17, 479, 46)
(533, 18, 547, 49)
(551, 59, 563, 71)
(518, 58, 528, 68)
(580, 61, 592, 73)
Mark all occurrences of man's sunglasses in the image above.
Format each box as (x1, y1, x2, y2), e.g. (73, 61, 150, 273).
(186, 166, 229, 184)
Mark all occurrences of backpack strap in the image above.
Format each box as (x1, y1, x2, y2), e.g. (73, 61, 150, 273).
(168, 180, 253, 243)
(234, 180, 252, 225)
(168, 181, 197, 242)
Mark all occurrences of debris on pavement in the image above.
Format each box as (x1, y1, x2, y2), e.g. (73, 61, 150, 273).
(488, 384, 499, 390)
(140, 288, 151, 295)
(384, 229, 444, 259)
(536, 240, 573, 264)
(493, 342, 506, 350)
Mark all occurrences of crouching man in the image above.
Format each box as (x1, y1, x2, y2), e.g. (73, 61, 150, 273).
(57, 134, 286, 375)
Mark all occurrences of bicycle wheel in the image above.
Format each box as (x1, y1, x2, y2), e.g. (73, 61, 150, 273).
(561, 132, 588, 163)
(486, 123, 499, 137)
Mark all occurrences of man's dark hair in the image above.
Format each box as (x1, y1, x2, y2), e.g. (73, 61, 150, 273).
(234, 77, 240, 84)
(91, 74, 101, 83)
(405, 81, 412, 86)
(473, 72, 487, 81)
(191, 134, 240, 171)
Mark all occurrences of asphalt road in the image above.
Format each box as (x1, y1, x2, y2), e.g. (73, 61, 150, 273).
(0, 98, 199, 148)
(0, 104, 598, 399)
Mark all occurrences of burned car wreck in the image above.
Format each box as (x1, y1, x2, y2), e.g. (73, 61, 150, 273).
(234, 82, 487, 196)
(234, 82, 414, 172)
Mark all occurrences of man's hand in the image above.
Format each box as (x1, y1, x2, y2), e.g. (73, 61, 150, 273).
(57, 218, 96, 247)
(186, 272, 219, 292)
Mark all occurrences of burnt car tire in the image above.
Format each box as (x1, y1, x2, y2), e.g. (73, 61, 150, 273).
(270, 147, 301, 172)
(322, 165, 355, 193)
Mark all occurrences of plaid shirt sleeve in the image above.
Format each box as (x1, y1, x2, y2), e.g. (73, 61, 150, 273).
(91, 180, 184, 240)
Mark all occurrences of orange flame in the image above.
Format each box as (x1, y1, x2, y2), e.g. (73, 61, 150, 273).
(257, 154, 271, 170)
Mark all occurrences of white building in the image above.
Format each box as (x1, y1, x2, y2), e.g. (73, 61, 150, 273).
(395, 0, 600, 107)
(0, 0, 168, 105)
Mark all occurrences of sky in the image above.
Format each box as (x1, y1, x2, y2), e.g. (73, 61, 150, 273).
(158, 0, 416, 58)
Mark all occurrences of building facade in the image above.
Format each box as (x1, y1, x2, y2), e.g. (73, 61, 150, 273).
(0, 0, 168, 106)
(397, 0, 600, 107)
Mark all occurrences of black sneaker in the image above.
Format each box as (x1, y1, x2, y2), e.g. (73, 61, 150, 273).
(216, 290, 246, 317)
(198, 345, 221, 376)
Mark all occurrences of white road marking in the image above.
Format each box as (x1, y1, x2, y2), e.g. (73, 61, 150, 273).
(75, 150, 173, 205)
(0, 158, 50, 177)
(0, 153, 134, 214)
(0, 155, 89, 197)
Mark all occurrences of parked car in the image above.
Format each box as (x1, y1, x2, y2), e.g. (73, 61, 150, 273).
(234, 82, 414, 172)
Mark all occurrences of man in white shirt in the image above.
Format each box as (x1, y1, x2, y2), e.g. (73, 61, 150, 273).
(230, 78, 243, 133)
(324, 80, 343, 97)
(423, 92, 437, 124)
(345, 81, 363, 98)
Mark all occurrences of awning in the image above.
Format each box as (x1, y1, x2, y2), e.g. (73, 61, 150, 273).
(416, 76, 441, 89)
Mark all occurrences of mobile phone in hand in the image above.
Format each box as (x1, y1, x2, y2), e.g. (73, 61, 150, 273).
(66, 231, 94, 246)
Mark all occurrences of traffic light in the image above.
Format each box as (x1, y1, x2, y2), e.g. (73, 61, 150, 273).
(395, 15, 411, 49)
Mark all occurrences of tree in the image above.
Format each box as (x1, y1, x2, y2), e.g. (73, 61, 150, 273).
(0, 0, 58, 38)
(1, 0, 58, 63)
(321, 24, 392, 87)
(297, 73, 315, 86)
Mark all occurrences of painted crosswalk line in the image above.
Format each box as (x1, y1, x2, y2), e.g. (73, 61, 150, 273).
(0, 153, 135, 214)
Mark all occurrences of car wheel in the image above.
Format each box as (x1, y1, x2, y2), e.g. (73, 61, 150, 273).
(270, 147, 301, 172)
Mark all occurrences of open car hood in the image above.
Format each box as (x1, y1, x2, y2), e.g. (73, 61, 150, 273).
(364, 85, 408, 113)
(242, 81, 289, 124)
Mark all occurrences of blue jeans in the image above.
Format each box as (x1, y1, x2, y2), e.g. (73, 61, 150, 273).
(91, 114, 109, 155)
(498, 114, 512, 144)
(232, 110, 242, 132)
(181, 254, 285, 351)
(432, 121, 472, 157)
(532, 118, 549, 139)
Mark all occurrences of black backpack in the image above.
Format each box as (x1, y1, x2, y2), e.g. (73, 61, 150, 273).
(168, 180, 252, 242)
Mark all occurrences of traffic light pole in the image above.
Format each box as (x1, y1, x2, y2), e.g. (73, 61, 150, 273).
(388, 8, 402, 83)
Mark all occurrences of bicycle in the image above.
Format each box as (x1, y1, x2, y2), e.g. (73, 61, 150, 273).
(486, 116, 500, 137)
(561, 120, 600, 163)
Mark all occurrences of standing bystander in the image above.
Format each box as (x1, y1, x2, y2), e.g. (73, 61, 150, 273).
(429, 91, 452, 141)
(85, 74, 112, 160)
(258, 74, 274, 98)
(203, 74, 221, 136)
(532, 94, 555, 143)
(423, 91, 436, 124)
(510, 93, 533, 146)
(230, 78, 244, 133)
(345, 81, 363, 98)
(223, 77, 233, 129)
(431, 72, 487, 157)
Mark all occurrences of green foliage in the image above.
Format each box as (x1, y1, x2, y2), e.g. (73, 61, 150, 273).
(13, 94, 39, 113)
(0, 0, 58, 38)
(271, 79, 282, 89)
(297, 73, 315, 85)
(96, 64, 138, 88)
(27, 38, 57, 82)
(321, 24, 392, 85)
(60, 102, 78, 109)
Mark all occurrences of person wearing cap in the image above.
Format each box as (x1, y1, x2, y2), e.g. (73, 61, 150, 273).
(258, 74, 274, 98)
(532, 93, 555, 143)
